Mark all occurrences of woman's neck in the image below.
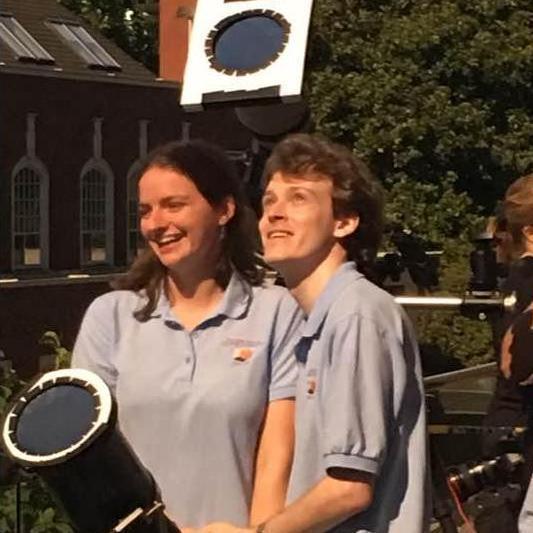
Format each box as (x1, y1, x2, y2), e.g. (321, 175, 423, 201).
(165, 268, 226, 330)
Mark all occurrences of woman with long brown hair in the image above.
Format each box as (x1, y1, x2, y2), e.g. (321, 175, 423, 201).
(72, 140, 302, 531)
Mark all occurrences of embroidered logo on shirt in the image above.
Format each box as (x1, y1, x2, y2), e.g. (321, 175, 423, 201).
(224, 337, 262, 348)
(233, 347, 254, 362)
(306, 369, 317, 396)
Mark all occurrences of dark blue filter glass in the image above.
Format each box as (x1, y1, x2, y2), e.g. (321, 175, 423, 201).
(214, 16, 285, 71)
(16, 385, 97, 455)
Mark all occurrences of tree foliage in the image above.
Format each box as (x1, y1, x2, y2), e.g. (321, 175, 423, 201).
(307, 0, 533, 207)
(0, 341, 73, 531)
(58, 0, 158, 72)
(305, 0, 533, 369)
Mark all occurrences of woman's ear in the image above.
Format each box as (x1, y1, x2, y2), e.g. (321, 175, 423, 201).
(523, 225, 533, 244)
(333, 215, 359, 238)
(219, 196, 236, 226)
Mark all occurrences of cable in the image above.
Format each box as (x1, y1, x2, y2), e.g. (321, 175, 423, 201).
(446, 477, 477, 533)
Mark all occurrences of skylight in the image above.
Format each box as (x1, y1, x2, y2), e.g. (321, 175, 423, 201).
(48, 21, 121, 70)
(0, 14, 54, 63)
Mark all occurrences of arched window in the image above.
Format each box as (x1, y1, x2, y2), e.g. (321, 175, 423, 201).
(126, 120, 150, 263)
(126, 162, 143, 263)
(12, 164, 49, 269)
(80, 164, 113, 265)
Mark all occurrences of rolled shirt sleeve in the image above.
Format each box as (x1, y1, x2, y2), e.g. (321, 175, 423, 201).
(319, 313, 397, 477)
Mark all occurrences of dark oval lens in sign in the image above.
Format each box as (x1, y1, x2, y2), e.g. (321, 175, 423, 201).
(16, 385, 97, 455)
(214, 15, 285, 72)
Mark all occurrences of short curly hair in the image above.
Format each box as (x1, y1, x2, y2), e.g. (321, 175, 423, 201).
(263, 133, 385, 262)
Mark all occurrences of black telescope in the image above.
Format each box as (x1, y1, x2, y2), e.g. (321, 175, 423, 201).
(1, 368, 180, 533)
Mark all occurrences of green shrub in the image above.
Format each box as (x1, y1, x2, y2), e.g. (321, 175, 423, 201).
(0, 337, 73, 532)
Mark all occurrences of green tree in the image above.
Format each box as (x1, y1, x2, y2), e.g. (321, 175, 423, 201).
(305, 0, 533, 368)
(307, 0, 533, 206)
(58, 0, 158, 72)
(39, 331, 73, 369)
(0, 345, 73, 532)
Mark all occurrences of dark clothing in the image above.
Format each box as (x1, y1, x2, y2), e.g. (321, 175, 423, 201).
(484, 256, 533, 489)
(509, 309, 533, 385)
(506, 256, 533, 313)
(487, 256, 533, 422)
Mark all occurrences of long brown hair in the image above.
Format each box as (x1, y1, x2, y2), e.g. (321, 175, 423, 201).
(263, 134, 385, 273)
(113, 140, 264, 321)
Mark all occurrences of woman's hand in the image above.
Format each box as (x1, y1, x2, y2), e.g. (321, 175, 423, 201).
(249, 399, 295, 524)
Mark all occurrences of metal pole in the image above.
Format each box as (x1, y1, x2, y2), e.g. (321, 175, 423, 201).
(423, 362, 497, 387)
(395, 294, 516, 311)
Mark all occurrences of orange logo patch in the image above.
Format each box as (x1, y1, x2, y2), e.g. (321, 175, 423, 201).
(233, 347, 254, 362)
(307, 370, 317, 395)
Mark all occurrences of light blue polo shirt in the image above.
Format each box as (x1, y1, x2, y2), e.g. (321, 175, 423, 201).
(287, 262, 430, 532)
(72, 273, 303, 528)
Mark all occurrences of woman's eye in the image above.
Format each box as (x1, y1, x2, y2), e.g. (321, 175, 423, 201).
(167, 201, 185, 210)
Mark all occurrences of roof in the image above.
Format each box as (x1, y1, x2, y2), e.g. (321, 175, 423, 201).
(0, 0, 167, 86)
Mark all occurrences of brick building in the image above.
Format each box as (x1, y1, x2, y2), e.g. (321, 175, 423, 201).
(0, 0, 250, 375)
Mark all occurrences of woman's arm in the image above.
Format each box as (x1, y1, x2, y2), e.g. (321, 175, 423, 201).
(249, 398, 295, 525)
(201, 472, 374, 533)
(500, 326, 514, 379)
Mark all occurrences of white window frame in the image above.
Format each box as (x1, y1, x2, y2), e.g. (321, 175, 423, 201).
(126, 161, 144, 263)
(11, 158, 49, 270)
(79, 160, 114, 266)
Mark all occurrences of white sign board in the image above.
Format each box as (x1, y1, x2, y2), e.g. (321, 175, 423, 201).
(181, 0, 314, 110)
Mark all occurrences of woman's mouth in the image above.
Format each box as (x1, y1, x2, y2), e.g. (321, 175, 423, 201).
(154, 233, 183, 250)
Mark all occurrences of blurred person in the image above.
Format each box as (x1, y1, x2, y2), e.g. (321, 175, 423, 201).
(72, 140, 303, 530)
(484, 174, 533, 490)
(201, 134, 429, 533)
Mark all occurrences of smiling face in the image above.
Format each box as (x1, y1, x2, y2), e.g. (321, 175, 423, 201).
(138, 165, 233, 277)
(259, 171, 358, 278)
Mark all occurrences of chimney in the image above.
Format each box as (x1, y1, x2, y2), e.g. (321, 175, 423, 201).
(159, 0, 196, 82)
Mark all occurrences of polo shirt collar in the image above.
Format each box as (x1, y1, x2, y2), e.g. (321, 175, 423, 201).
(301, 261, 363, 338)
(214, 271, 252, 319)
(155, 271, 252, 325)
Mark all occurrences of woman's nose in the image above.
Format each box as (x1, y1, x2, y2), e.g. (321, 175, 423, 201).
(142, 207, 167, 232)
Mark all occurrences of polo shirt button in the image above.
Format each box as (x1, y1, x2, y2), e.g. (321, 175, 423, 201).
(185, 357, 191, 364)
